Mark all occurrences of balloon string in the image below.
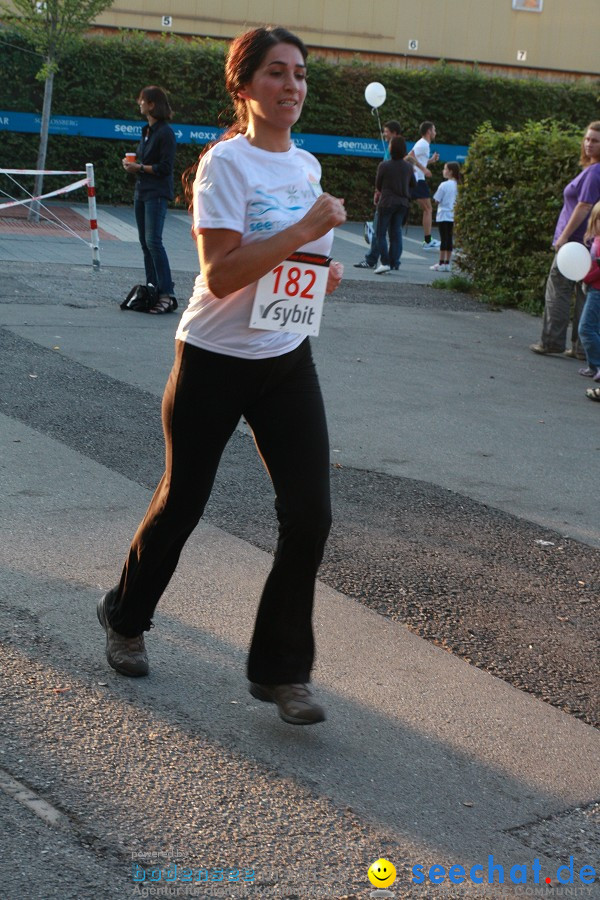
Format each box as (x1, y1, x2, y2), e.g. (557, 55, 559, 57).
(372, 106, 385, 153)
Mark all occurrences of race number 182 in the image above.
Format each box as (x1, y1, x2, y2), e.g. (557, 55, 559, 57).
(249, 252, 330, 337)
(272, 264, 317, 298)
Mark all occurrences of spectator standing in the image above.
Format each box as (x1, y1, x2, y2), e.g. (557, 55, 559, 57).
(430, 162, 461, 272)
(354, 120, 402, 269)
(578, 201, 600, 382)
(122, 86, 177, 314)
(530, 121, 600, 359)
(406, 120, 440, 249)
(373, 137, 415, 274)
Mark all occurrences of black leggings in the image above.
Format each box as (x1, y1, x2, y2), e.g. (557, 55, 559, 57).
(437, 220, 454, 252)
(105, 338, 331, 684)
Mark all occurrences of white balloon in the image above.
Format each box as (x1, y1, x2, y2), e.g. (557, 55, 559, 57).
(556, 242, 592, 281)
(364, 82, 386, 108)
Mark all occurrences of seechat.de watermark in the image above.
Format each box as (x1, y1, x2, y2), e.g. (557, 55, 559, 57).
(411, 854, 596, 888)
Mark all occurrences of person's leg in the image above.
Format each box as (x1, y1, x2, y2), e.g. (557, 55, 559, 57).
(435, 221, 446, 266)
(365, 208, 380, 266)
(375, 207, 392, 268)
(538, 257, 575, 352)
(430, 221, 446, 269)
(438, 221, 452, 264)
(104, 342, 245, 637)
(396, 206, 409, 267)
(419, 197, 433, 240)
(578, 289, 600, 373)
(143, 196, 174, 298)
(444, 221, 454, 265)
(134, 196, 158, 287)
(389, 207, 403, 269)
(571, 280, 587, 358)
(244, 340, 331, 686)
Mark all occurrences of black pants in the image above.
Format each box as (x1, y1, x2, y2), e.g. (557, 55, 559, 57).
(104, 338, 331, 684)
(437, 220, 454, 252)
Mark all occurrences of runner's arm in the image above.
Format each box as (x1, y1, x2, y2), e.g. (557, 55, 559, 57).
(198, 193, 346, 298)
(553, 201, 593, 250)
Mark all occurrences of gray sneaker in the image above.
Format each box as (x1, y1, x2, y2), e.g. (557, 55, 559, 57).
(97, 594, 149, 677)
(529, 342, 564, 355)
(249, 682, 326, 725)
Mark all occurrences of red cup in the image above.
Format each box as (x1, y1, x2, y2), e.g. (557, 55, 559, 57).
(125, 152, 137, 163)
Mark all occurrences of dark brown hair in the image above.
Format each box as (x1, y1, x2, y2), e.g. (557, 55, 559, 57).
(137, 86, 172, 121)
(384, 120, 402, 136)
(182, 26, 308, 209)
(445, 161, 462, 182)
(389, 136, 407, 160)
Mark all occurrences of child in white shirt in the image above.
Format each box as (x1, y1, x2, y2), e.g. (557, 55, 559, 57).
(430, 162, 461, 272)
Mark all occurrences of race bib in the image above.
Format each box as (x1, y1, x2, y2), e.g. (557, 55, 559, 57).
(249, 252, 330, 336)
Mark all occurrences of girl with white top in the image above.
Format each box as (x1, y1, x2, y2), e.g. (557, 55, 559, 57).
(430, 162, 461, 272)
(97, 26, 346, 726)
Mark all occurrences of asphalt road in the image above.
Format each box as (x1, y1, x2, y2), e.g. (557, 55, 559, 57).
(0, 220, 599, 900)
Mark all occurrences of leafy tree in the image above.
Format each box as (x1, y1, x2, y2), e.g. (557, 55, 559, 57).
(0, 0, 114, 220)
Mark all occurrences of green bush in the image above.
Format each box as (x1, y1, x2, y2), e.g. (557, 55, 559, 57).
(454, 121, 582, 312)
(1, 30, 599, 269)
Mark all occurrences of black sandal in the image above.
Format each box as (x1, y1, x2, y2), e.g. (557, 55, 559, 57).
(585, 387, 600, 402)
(148, 294, 177, 315)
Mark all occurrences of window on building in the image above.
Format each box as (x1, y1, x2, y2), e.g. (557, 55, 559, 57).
(512, 0, 543, 10)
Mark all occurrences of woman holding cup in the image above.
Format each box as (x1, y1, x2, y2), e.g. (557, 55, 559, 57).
(122, 86, 177, 313)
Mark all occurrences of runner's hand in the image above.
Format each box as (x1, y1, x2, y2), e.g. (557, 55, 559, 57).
(300, 193, 346, 241)
(326, 261, 344, 294)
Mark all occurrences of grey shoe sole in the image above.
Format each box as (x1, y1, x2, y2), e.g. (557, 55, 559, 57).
(97, 595, 149, 678)
(249, 682, 326, 725)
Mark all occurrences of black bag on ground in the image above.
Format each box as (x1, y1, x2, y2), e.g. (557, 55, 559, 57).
(120, 283, 158, 313)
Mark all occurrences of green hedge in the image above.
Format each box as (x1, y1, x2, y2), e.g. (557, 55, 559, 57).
(455, 121, 583, 312)
(1, 30, 599, 220)
(1, 31, 600, 305)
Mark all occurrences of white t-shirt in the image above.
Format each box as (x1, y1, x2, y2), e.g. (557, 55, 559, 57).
(411, 136, 430, 182)
(433, 179, 458, 222)
(176, 134, 333, 359)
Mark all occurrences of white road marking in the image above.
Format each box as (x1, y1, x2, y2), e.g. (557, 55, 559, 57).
(0, 767, 67, 828)
(70, 206, 139, 241)
(334, 227, 422, 259)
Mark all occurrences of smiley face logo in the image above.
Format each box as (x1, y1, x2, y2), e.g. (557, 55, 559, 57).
(368, 858, 397, 888)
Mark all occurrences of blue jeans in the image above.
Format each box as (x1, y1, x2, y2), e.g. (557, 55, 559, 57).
(579, 288, 600, 371)
(377, 205, 408, 268)
(134, 195, 174, 297)
(365, 208, 381, 266)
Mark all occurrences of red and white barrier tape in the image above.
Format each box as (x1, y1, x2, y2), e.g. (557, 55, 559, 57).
(0, 176, 89, 210)
(0, 169, 86, 175)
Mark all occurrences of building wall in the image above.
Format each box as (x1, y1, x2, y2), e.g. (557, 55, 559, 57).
(94, 0, 599, 79)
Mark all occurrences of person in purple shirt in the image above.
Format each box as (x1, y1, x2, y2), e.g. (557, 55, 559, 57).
(530, 121, 600, 358)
